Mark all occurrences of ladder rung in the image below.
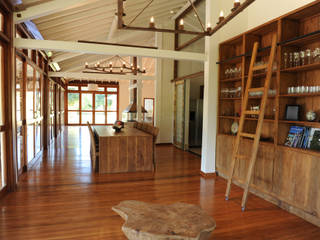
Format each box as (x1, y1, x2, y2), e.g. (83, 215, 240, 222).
(240, 133, 256, 139)
(252, 64, 267, 71)
(248, 87, 264, 93)
(244, 110, 260, 115)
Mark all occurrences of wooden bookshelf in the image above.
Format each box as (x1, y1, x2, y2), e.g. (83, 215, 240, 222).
(217, 1, 320, 228)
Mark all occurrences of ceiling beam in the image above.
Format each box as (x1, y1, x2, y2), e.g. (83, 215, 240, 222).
(14, 0, 92, 24)
(14, 38, 205, 62)
(171, 0, 197, 20)
(49, 72, 156, 81)
(51, 52, 84, 63)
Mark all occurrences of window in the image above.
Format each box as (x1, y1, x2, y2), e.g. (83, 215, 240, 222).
(16, 57, 24, 172)
(144, 98, 154, 124)
(0, 44, 5, 190)
(67, 85, 119, 125)
(68, 86, 78, 91)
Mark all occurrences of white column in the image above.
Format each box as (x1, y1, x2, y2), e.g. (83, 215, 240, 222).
(155, 33, 162, 141)
(201, 0, 218, 173)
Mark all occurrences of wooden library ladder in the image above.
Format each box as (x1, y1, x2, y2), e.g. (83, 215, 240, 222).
(225, 34, 278, 211)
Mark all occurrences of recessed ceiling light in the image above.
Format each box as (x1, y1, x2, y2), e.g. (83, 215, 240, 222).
(170, 10, 174, 14)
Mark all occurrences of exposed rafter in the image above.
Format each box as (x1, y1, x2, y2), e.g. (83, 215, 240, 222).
(171, 0, 197, 20)
(14, 0, 94, 24)
(49, 72, 156, 81)
(117, 0, 210, 36)
(14, 38, 205, 62)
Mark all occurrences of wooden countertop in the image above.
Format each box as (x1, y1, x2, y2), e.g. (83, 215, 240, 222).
(94, 126, 151, 138)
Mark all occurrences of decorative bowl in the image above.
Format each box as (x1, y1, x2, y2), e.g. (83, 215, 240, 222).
(306, 111, 317, 122)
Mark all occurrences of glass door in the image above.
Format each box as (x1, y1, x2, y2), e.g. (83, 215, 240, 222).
(34, 71, 41, 155)
(0, 43, 6, 190)
(15, 56, 24, 173)
(174, 81, 185, 149)
(26, 64, 34, 163)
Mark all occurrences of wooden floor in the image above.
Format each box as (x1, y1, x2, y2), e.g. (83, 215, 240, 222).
(0, 127, 319, 240)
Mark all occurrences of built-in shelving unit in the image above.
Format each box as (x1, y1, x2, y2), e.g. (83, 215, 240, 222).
(216, 1, 320, 228)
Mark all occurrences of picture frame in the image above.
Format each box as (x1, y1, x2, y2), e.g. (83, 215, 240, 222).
(285, 105, 301, 121)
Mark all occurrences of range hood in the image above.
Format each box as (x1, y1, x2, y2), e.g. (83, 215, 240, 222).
(123, 86, 147, 113)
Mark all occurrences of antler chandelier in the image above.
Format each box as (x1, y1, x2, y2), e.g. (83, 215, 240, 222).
(83, 55, 146, 75)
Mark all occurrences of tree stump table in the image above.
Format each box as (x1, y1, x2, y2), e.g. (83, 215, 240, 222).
(112, 200, 216, 240)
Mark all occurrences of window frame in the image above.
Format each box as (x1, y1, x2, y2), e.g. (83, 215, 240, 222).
(66, 84, 119, 126)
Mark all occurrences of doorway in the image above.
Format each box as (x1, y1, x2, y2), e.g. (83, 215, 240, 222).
(188, 79, 204, 156)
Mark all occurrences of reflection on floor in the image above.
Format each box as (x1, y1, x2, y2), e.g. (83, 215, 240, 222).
(189, 147, 202, 156)
(0, 126, 319, 240)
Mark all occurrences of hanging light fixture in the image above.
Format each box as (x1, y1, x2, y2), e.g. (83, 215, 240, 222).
(83, 55, 147, 75)
(88, 83, 99, 91)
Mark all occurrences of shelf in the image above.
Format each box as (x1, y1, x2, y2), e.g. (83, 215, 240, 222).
(218, 115, 239, 120)
(217, 55, 244, 64)
(278, 145, 320, 157)
(279, 120, 320, 128)
(219, 115, 275, 122)
(244, 71, 277, 79)
(281, 62, 320, 72)
(220, 76, 242, 82)
(281, 30, 320, 47)
(220, 97, 242, 100)
(248, 95, 276, 99)
(280, 93, 320, 98)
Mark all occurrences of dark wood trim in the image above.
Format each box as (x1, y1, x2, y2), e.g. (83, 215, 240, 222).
(0, 185, 8, 199)
(155, 143, 173, 146)
(66, 83, 119, 125)
(176, 35, 204, 51)
(0, 30, 9, 43)
(200, 171, 217, 178)
(209, 0, 255, 36)
(177, 0, 202, 20)
(42, 61, 49, 150)
(53, 83, 58, 138)
(171, 71, 204, 83)
(16, 49, 47, 76)
(78, 40, 158, 50)
(122, 26, 208, 36)
(175, 0, 204, 51)
(5, 4, 17, 192)
(117, 0, 124, 29)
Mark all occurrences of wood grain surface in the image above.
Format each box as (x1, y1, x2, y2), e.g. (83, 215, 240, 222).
(0, 127, 319, 240)
(95, 126, 153, 173)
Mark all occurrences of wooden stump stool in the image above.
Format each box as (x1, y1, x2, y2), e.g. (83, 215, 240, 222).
(112, 200, 216, 240)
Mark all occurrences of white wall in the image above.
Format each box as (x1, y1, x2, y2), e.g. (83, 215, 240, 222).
(201, 0, 315, 173)
(119, 80, 155, 120)
(155, 30, 175, 143)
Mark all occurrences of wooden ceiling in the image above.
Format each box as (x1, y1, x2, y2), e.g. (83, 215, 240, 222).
(11, 0, 205, 79)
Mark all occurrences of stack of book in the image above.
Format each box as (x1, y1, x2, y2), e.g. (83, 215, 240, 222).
(285, 126, 320, 151)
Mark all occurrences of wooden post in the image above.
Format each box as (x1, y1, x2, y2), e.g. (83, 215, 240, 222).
(137, 57, 142, 122)
(53, 83, 57, 138)
(42, 61, 49, 149)
(5, 4, 17, 191)
(117, 0, 124, 29)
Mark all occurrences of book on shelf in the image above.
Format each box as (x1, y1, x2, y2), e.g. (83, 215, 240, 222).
(285, 126, 320, 151)
(310, 130, 320, 151)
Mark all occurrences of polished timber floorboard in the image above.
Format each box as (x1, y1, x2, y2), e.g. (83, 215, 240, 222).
(0, 127, 319, 240)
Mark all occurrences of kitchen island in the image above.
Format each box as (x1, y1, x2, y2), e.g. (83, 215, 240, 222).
(94, 126, 153, 174)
